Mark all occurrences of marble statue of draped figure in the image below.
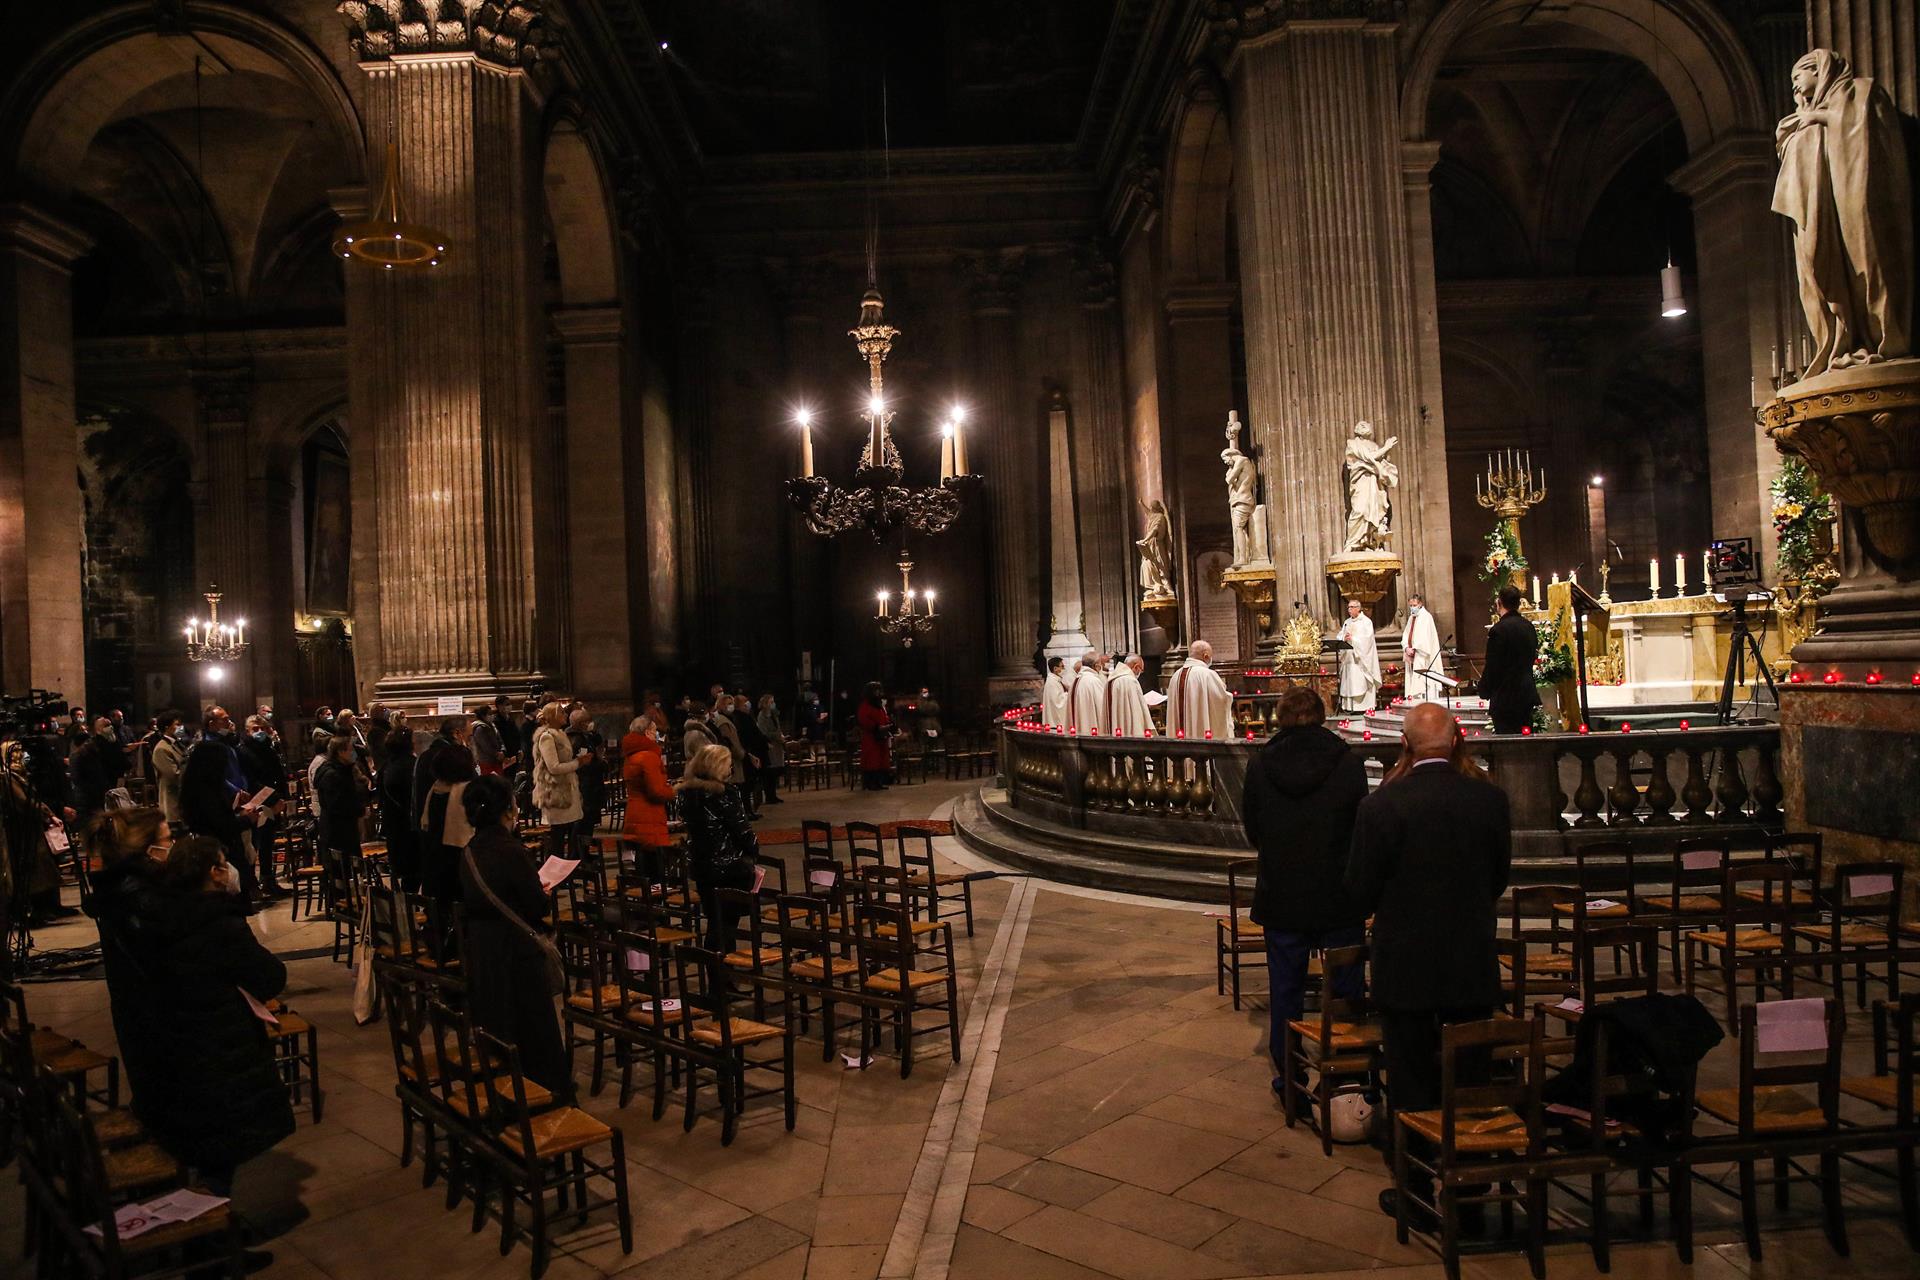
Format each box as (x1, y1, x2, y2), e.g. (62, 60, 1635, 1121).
(1772, 49, 1913, 375)
(1137, 500, 1176, 600)
(1342, 420, 1398, 552)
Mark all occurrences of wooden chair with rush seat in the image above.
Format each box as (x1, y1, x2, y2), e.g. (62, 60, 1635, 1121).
(1279, 943, 1381, 1156)
(897, 823, 975, 938)
(670, 944, 796, 1144)
(1837, 992, 1920, 1249)
(1683, 862, 1801, 1028)
(1214, 859, 1266, 1011)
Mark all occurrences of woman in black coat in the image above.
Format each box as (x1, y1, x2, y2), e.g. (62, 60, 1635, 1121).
(457, 776, 569, 1095)
(84, 806, 175, 1131)
(313, 735, 367, 860)
(1239, 687, 1369, 1094)
(676, 744, 759, 952)
(379, 721, 420, 892)
(133, 836, 294, 1191)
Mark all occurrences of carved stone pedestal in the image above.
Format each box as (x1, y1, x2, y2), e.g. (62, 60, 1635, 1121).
(1221, 564, 1276, 655)
(1764, 357, 1920, 878)
(1324, 548, 1402, 615)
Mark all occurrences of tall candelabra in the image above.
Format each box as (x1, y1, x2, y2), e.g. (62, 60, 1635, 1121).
(185, 586, 249, 663)
(1475, 449, 1547, 594)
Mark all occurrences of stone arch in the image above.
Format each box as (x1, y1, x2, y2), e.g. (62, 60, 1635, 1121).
(2, 2, 365, 197)
(1401, 0, 1767, 153)
(542, 116, 621, 308)
(1162, 77, 1234, 285)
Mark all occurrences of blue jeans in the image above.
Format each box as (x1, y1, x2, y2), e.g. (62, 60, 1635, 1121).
(1265, 925, 1367, 1080)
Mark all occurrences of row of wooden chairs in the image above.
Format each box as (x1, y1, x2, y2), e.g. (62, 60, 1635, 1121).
(374, 964, 631, 1280)
(3, 980, 246, 1278)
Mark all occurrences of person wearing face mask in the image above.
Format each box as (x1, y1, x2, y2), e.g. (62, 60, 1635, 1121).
(148, 711, 188, 824)
(1402, 593, 1444, 704)
(179, 713, 260, 909)
(237, 715, 291, 899)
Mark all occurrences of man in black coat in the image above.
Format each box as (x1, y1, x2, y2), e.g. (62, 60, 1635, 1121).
(179, 735, 258, 907)
(1480, 584, 1539, 733)
(412, 718, 465, 838)
(1241, 687, 1368, 1100)
(236, 715, 291, 899)
(69, 717, 128, 822)
(1346, 702, 1511, 1222)
(727, 695, 769, 818)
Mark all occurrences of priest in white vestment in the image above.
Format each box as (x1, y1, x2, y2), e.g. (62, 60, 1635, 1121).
(1401, 593, 1443, 704)
(1107, 655, 1155, 737)
(1165, 640, 1233, 739)
(1336, 599, 1381, 713)
(1040, 656, 1070, 728)
(1068, 651, 1111, 734)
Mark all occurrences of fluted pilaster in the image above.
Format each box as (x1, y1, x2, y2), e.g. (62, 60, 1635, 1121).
(1809, 0, 1919, 113)
(1075, 245, 1135, 652)
(1228, 18, 1439, 623)
(964, 248, 1040, 681)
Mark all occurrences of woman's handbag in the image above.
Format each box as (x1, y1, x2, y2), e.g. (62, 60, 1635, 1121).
(462, 846, 567, 996)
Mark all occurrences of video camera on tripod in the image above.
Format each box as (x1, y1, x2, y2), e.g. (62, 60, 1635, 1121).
(1704, 538, 1777, 724)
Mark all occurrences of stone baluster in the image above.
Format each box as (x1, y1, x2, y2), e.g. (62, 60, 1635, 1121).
(1680, 746, 1714, 823)
(1606, 745, 1641, 826)
(1714, 749, 1751, 825)
(1189, 761, 1215, 817)
(1642, 747, 1677, 824)
(1570, 748, 1607, 829)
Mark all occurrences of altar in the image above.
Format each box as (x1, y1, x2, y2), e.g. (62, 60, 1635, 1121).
(1536, 581, 1792, 710)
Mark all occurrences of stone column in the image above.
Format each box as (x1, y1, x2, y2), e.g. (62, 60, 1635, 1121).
(1398, 141, 1458, 630)
(1809, 0, 1918, 114)
(1073, 246, 1135, 652)
(1672, 137, 1786, 574)
(247, 473, 297, 716)
(1223, 13, 1448, 625)
(553, 305, 634, 722)
(1161, 283, 1236, 639)
(1042, 388, 1092, 658)
(337, 11, 547, 704)
(965, 249, 1040, 691)
(188, 366, 258, 706)
(0, 205, 89, 704)
(766, 255, 834, 688)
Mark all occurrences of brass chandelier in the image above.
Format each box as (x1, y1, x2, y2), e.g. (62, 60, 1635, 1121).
(185, 586, 249, 663)
(875, 555, 937, 646)
(786, 287, 980, 541)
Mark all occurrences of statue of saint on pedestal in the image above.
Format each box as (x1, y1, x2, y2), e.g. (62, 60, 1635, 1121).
(1773, 49, 1913, 374)
(1221, 411, 1259, 567)
(1137, 499, 1176, 603)
(1342, 420, 1399, 552)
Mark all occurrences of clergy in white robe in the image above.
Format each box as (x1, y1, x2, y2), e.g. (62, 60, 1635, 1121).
(1165, 640, 1233, 739)
(1107, 655, 1155, 737)
(1068, 651, 1111, 734)
(1336, 600, 1382, 713)
(1040, 656, 1070, 728)
(1401, 594, 1443, 704)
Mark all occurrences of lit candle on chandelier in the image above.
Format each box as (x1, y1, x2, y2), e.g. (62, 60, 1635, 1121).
(940, 421, 955, 482)
(924, 589, 936, 617)
(868, 392, 885, 468)
(876, 590, 889, 619)
(795, 407, 815, 477)
(951, 404, 969, 474)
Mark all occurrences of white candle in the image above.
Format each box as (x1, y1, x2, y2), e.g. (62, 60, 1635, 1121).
(876, 591, 888, 619)
(1702, 550, 1712, 592)
(1674, 552, 1687, 593)
(800, 420, 815, 477)
(925, 590, 936, 616)
(1532, 575, 1541, 606)
(940, 424, 954, 481)
(236, 619, 246, 645)
(869, 394, 884, 469)
(1569, 568, 1578, 587)
(953, 417, 968, 474)
(1649, 558, 1660, 595)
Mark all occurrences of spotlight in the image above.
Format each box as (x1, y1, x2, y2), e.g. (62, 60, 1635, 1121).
(1660, 258, 1688, 317)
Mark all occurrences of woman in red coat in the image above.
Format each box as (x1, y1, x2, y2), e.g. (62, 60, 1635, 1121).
(856, 682, 894, 791)
(620, 717, 674, 860)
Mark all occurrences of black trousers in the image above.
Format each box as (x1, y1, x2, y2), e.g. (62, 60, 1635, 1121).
(1488, 703, 1532, 734)
(1378, 1004, 1495, 1188)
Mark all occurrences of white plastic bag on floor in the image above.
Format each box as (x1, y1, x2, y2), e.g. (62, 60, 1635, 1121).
(350, 896, 378, 1025)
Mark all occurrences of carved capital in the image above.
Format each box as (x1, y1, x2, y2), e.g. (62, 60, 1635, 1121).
(1070, 241, 1118, 308)
(960, 248, 1029, 315)
(1209, 0, 1404, 49)
(337, 0, 547, 68)
(1765, 361, 1920, 575)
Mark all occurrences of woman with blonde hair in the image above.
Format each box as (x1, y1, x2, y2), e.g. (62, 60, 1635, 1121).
(531, 700, 590, 861)
(676, 743, 758, 951)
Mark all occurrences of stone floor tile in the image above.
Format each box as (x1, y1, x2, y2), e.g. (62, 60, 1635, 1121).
(990, 1159, 1120, 1209)
(1000, 1204, 1243, 1280)
(1195, 1217, 1381, 1274)
(967, 1142, 1034, 1184)
(958, 1183, 1047, 1233)
(1047, 1113, 1252, 1194)
(802, 1243, 885, 1279)
(820, 1122, 929, 1196)
(947, 1224, 1118, 1280)
(808, 1192, 903, 1246)
(610, 1215, 809, 1279)
(1077, 1183, 1236, 1250)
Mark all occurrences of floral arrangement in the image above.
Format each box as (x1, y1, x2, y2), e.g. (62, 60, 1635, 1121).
(1478, 522, 1527, 599)
(1532, 609, 1574, 686)
(1770, 456, 1832, 581)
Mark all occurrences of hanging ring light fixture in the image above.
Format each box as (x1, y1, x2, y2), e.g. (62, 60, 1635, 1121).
(333, 143, 446, 270)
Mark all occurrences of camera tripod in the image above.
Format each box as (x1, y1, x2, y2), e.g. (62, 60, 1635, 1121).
(1715, 594, 1778, 724)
